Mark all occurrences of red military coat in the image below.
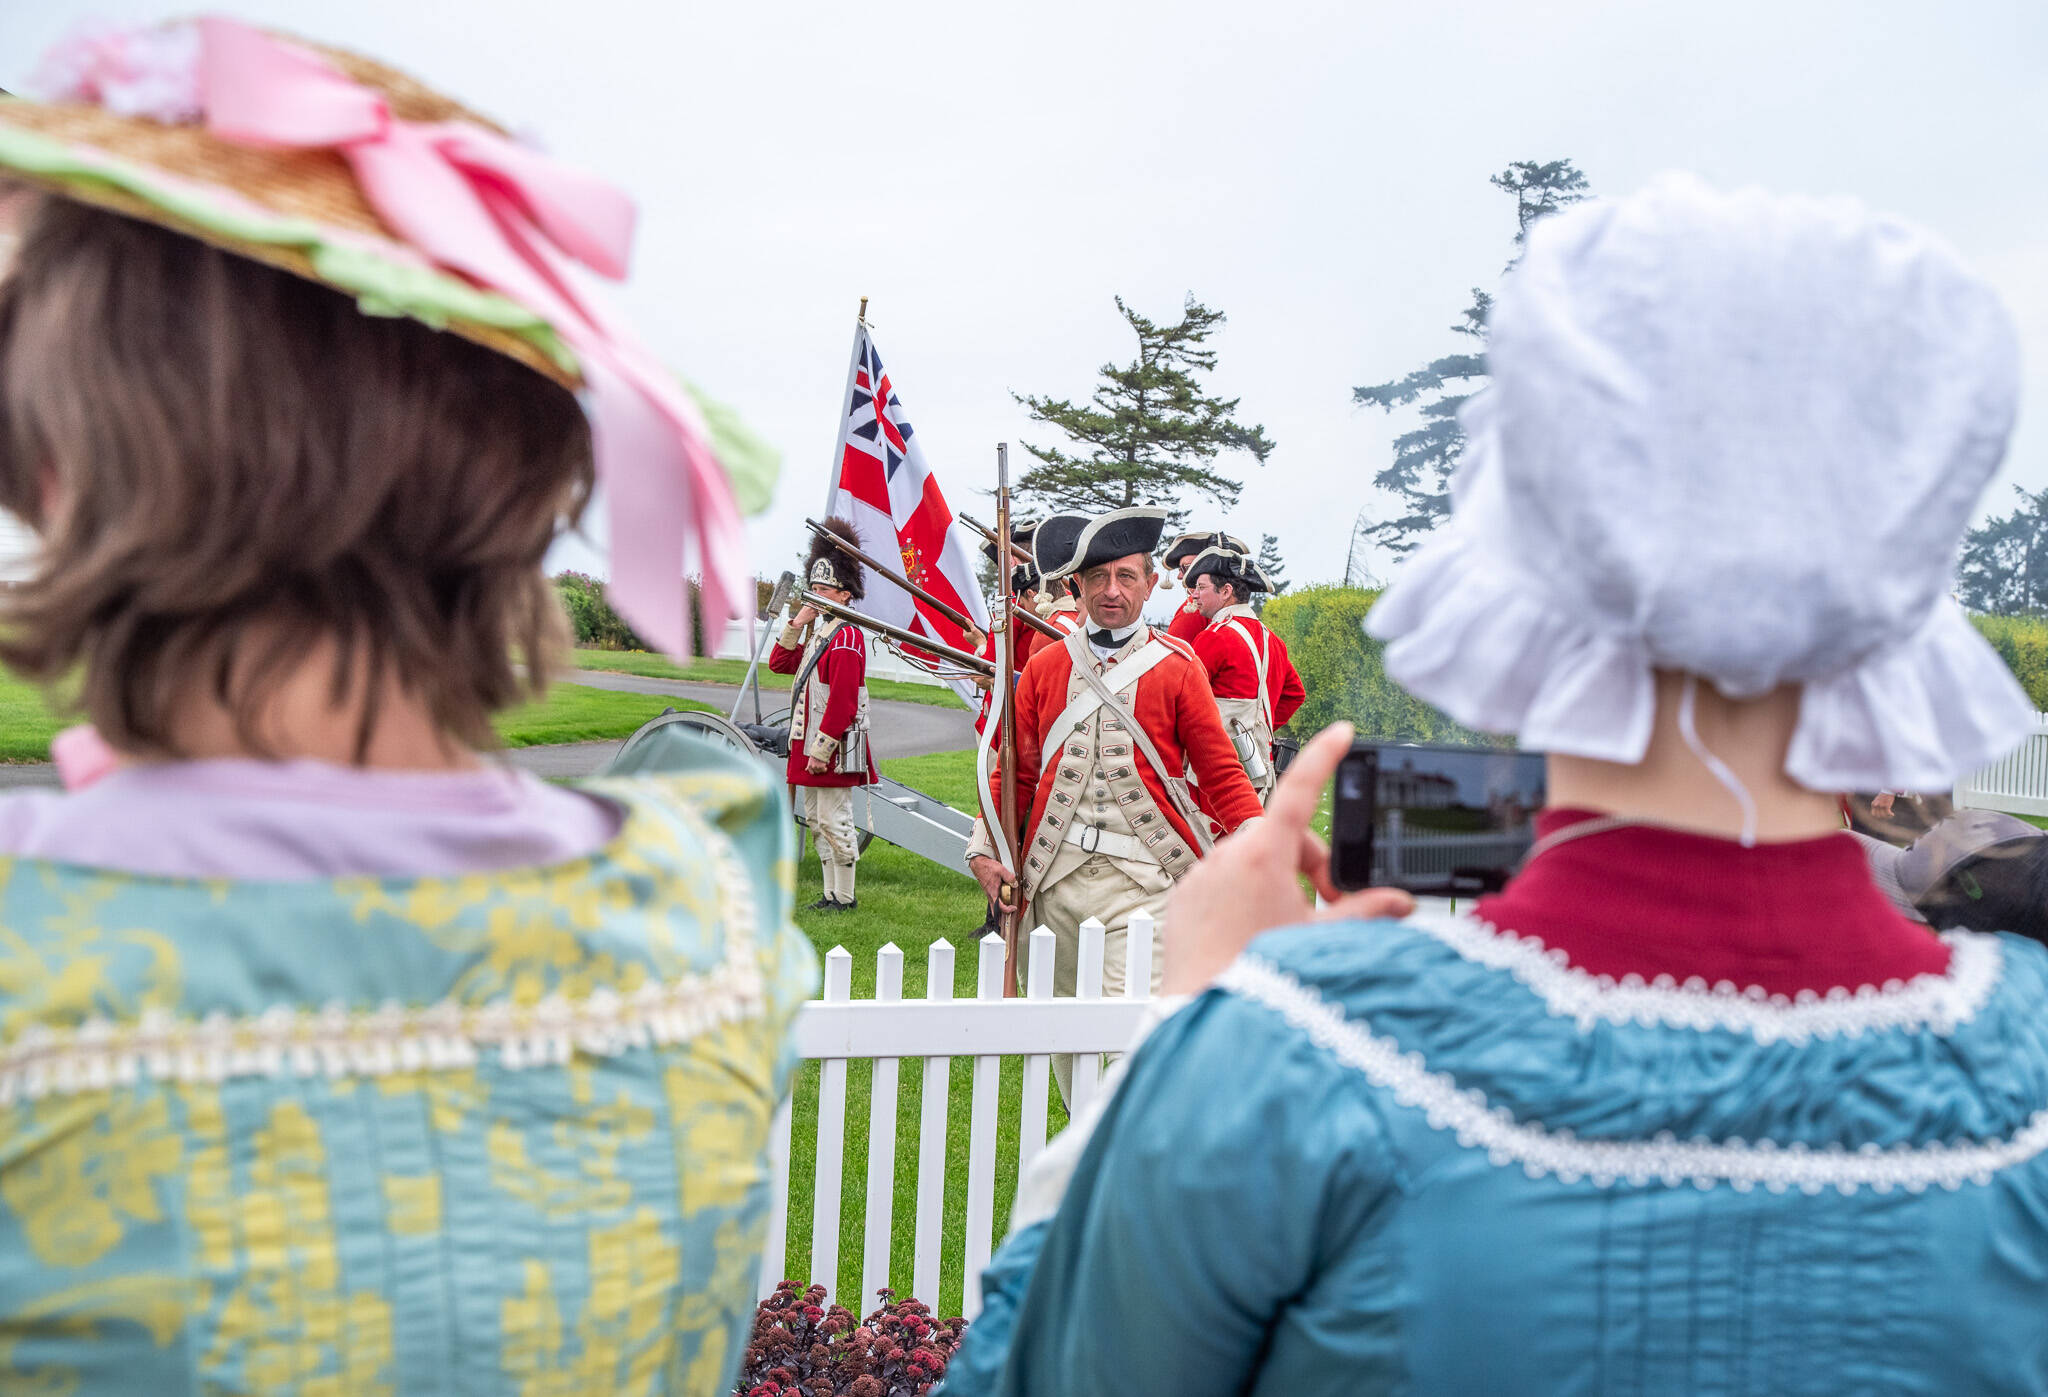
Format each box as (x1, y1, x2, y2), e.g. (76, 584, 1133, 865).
(989, 630, 1264, 908)
(1191, 607, 1307, 730)
(768, 622, 877, 788)
(1166, 599, 1207, 643)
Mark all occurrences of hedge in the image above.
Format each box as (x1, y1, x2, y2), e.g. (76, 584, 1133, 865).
(1263, 584, 2048, 741)
(1970, 613, 2048, 709)
(553, 571, 649, 651)
(551, 572, 739, 657)
(1260, 584, 1486, 743)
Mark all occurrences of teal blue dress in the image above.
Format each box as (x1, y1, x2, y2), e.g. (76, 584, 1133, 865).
(944, 914, 2048, 1395)
(0, 743, 817, 1395)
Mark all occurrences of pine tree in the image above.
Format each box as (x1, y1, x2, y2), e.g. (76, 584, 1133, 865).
(1958, 485, 2048, 615)
(1253, 532, 1288, 614)
(1353, 160, 1589, 556)
(1014, 294, 1274, 527)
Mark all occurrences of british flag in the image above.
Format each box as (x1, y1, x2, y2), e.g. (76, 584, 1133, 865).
(827, 325, 990, 698)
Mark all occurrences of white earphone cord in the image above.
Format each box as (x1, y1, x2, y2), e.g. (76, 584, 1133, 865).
(1677, 673, 1759, 848)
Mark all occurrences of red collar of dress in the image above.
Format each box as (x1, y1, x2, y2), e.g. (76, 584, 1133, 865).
(1473, 808, 1949, 997)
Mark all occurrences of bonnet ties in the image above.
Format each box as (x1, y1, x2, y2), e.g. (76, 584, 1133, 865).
(1677, 674, 1759, 848)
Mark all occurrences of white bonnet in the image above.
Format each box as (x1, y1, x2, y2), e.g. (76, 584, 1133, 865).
(1367, 173, 2033, 792)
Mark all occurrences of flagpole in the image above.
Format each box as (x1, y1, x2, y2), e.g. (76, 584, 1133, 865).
(822, 302, 867, 520)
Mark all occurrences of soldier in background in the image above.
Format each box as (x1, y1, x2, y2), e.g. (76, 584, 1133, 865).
(1160, 528, 1249, 642)
(1185, 545, 1306, 802)
(1041, 573, 1085, 637)
(769, 521, 878, 911)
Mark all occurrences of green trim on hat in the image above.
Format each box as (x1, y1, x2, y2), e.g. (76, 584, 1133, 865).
(0, 120, 579, 375)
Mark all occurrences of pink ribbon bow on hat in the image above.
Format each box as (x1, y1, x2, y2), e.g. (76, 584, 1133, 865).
(191, 16, 742, 657)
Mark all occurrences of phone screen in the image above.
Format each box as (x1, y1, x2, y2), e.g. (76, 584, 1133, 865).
(1330, 743, 1546, 896)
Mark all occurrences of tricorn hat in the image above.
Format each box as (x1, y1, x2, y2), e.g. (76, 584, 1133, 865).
(1010, 563, 1042, 594)
(1163, 528, 1250, 569)
(1033, 508, 1169, 581)
(806, 517, 865, 598)
(1184, 545, 1273, 594)
(982, 517, 1041, 568)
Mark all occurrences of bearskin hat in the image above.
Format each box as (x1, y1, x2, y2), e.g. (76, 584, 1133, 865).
(806, 517, 865, 599)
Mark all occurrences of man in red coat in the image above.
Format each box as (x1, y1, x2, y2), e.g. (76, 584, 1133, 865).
(968, 507, 1264, 1103)
(769, 521, 878, 911)
(1159, 527, 1248, 642)
(1186, 545, 1306, 803)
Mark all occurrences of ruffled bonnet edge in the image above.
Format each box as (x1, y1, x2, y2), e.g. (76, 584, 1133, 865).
(1365, 478, 2037, 795)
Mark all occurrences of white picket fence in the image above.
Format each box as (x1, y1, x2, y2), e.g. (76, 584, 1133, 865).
(759, 913, 1155, 1318)
(1955, 711, 2048, 817)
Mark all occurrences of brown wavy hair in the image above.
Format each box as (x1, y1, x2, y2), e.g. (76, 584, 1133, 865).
(0, 195, 593, 759)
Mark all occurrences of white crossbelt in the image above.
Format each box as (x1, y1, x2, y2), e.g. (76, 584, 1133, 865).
(1061, 821, 1153, 862)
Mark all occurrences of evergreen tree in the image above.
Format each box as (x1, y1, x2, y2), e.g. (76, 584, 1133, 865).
(1958, 485, 2048, 615)
(1014, 294, 1274, 527)
(1253, 532, 1288, 614)
(1353, 160, 1590, 556)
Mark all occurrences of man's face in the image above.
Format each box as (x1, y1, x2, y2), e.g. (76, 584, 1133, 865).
(1078, 554, 1157, 630)
(1190, 573, 1235, 619)
(814, 585, 853, 607)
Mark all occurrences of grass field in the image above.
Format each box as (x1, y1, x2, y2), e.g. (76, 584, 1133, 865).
(0, 670, 712, 762)
(0, 674, 67, 762)
(571, 648, 963, 708)
(771, 748, 1074, 1320)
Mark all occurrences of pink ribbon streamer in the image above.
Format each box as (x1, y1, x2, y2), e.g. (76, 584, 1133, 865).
(195, 16, 740, 656)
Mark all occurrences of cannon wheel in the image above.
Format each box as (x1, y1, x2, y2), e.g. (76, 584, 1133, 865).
(642, 707, 875, 856)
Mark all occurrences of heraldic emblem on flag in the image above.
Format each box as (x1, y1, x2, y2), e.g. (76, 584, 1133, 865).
(826, 324, 991, 698)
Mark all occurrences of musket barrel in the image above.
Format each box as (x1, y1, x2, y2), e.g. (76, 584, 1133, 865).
(803, 517, 979, 636)
(796, 589, 994, 675)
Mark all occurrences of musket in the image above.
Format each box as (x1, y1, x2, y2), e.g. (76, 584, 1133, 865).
(793, 588, 994, 676)
(959, 512, 1031, 565)
(803, 517, 981, 638)
(992, 446, 1023, 994)
(729, 570, 798, 725)
(953, 514, 1063, 641)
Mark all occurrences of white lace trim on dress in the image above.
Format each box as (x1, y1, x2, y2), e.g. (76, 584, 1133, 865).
(1220, 955, 2048, 1194)
(0, 800, 767, 1102)
(1403, 908, 2001, 1045)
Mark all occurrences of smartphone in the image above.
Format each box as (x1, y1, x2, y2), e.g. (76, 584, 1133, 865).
(1329, 741, 1547, 896)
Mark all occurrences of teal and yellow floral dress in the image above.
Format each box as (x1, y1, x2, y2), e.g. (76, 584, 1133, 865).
(0, 746, 817, 1395)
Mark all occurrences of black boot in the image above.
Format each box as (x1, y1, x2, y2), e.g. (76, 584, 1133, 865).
(805, 895, 844, 913)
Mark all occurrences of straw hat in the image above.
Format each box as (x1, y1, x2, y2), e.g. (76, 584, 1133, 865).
(0, 17, 779, 655)
(0, 25, 575, 388)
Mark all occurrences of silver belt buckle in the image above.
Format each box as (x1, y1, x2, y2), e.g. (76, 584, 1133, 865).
(1079, 824, 1102, 854)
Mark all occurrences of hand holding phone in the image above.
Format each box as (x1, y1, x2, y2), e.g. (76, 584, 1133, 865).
(1327, 741, 1547, 897)
(1162, 724, 1413, 994)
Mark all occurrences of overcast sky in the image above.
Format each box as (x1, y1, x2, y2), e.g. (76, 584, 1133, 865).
(6, 0, 2045, 594)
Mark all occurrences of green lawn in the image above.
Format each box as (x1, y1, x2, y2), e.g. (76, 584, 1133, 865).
(0, 672, 66, 762)
(771, 750, 1073, 1320)
(0, 671, 709, 761)
(571, 648, 964, 708)
(492, 685, 714, 747)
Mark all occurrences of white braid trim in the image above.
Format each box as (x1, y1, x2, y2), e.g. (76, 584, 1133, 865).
(1403, 908, 2001, 1045)
(1219, 956, 2048, 1195)
(0, 800, 767, 1103)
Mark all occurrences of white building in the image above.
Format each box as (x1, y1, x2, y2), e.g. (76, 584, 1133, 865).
(0, 511, 30, 582)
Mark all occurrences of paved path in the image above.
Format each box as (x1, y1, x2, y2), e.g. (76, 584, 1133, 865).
(563, 671, 977, 761)
(0, 676, 977, 790)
